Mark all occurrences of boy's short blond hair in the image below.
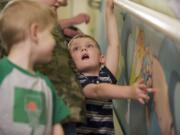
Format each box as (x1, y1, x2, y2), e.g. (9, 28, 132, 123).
(0, 0, 57, 51)
(68, 34, 101, 51)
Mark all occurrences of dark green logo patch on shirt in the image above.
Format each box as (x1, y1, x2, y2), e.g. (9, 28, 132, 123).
(13, 87, 46, 125)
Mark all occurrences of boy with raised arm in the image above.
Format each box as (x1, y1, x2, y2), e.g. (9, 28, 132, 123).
(68, 0, 149, 134)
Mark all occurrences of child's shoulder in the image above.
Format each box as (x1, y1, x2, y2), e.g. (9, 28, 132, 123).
(36, 71, 55, 90)
(0, 57, 14, 84)
(0, 57, 8, 64)
(99, 65, 114, 76)
(36, 71, 50, 83)
(99, 65, 117, 84)
(0, 57, 13, 71)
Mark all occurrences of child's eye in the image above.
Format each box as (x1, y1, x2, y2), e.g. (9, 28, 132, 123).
(72, 47, 80, 52)
(87, 44, 94, 48)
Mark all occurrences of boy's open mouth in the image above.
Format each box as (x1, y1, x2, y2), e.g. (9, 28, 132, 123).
(81, 54, 89, 60)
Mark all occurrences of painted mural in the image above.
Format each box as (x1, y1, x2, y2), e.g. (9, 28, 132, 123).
(112, 2, 180, 135)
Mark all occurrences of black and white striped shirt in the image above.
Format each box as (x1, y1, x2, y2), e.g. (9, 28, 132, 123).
(77, 66, 117, 135)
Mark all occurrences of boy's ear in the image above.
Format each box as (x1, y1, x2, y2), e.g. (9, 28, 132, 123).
(29, 23, 39, 42)
(100, 54, 105, 65)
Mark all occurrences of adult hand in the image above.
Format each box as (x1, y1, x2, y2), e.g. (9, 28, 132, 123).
(63, 26, 82, 38)
(72, 13, 90, 24)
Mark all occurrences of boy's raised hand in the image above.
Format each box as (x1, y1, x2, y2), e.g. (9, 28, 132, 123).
(105, 0, 119, 76)
(106, 0, 114, 10)
(130, 79, 150, 104)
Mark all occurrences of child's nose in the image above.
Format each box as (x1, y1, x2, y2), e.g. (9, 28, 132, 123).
(81, 48, 87, 52)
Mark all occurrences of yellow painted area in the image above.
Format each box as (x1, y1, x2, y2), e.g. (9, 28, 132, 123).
(130, 28, 146, 84)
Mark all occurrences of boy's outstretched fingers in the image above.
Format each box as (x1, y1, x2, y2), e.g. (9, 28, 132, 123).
(136, 79, 148, 92)
(106, 0, 114, 10)
(138, 98, 145, 104)
(137, 92, 149, 104)
(141, 92, 150, 101)
(147, 88, 157, 93)
(136, 79, 150, 104)
(139, 83, 147, 91)
(137, 79, 144, 84)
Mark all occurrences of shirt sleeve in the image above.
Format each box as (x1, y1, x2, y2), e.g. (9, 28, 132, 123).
(52, 88, 70, 124)
(101, 66, 117, 84)
(77, 66, 117, 88)
(44, 76, 70, 124)
(78, 74, 91, 88)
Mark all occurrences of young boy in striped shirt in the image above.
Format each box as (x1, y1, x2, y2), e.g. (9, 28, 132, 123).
(68, 0, 150, 134)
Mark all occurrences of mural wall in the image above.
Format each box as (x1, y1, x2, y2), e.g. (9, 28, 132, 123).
(112, 1, 180, 135)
